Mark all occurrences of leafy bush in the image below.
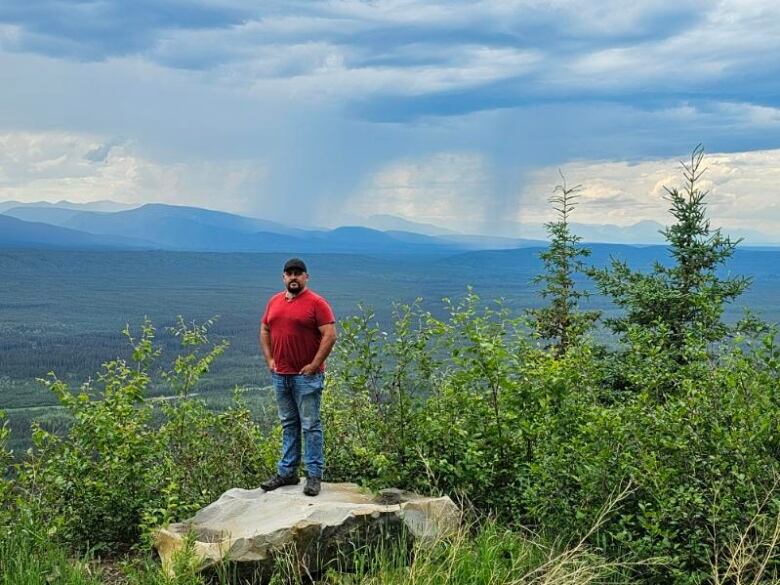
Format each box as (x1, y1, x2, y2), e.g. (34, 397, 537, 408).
(20, 349, 161, 550)
(324, 301, 440, 489)
(526, 340, 780, 583)
(325, 295, 780, 582)
(144, 390, 275, 534)
(0, 412, 14, 531)
(16, 317, 275, 553)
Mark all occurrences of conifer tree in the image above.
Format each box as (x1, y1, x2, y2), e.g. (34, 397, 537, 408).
(589, 145, 750, 360)
(528, 173, 599, 355)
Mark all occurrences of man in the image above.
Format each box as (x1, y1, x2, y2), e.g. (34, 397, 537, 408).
(259, 257, 336, 496)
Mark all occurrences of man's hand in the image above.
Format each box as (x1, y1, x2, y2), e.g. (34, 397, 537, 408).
(299, 363, 319, 375)
(260, 323, 275, 372)
(298, 323, 336, 376)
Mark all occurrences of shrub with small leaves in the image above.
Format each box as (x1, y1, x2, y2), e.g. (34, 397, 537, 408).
(17, 317, 276, 553)
(18, 320, 163, 550)
(0, 412, 14, 531)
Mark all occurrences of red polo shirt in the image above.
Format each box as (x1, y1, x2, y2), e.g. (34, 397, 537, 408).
(261, 288, 335, 374)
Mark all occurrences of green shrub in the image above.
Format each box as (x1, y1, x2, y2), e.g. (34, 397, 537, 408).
(20, 355, 160, 550)
(526, 339, 780, 583)
(143, 390, 275, 533)
(326, 288, 780, 583)
(16, 317, 275, 553)
(325, 301, 441, 490)
(0, 412, 14, 531)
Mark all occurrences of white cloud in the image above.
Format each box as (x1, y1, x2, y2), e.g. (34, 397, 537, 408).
(715, 103, 780, 127)
(0, 131, 268, 214)
(346, 152, 493, 227)
(518, 148, 780, 233)
(164, 35, 542, 99)
(554, 1, 780, 91)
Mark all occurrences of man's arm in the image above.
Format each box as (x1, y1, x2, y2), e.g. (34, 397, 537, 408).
(299, 323, 337, 375)
(259, 322, 275, 372)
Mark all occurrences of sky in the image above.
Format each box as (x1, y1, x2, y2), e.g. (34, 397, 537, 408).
(1, 0, 779, 237)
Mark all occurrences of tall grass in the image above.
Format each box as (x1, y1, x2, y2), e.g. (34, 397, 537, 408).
(0, 528, 101, 585)
(8, 513, 780, 584)
(710, 479, 780, 585)
(264, 519, 631, 585)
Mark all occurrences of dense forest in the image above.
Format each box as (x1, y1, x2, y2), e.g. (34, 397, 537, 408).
(2, 148, 780, 583)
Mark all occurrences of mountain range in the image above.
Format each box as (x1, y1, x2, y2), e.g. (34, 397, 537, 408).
(1, 200, 777, 252)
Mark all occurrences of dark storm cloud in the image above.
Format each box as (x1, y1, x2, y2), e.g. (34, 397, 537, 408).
(0, 0, 250, 60)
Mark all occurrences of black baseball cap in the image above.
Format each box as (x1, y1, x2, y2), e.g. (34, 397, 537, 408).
(283, 257, 307, 273)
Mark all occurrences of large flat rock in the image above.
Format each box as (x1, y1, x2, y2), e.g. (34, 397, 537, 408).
(153, 481, 460, 576)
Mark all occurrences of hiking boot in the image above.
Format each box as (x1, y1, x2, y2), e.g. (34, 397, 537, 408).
(303, 475, 321, 496)
(260, 474, 299, 491)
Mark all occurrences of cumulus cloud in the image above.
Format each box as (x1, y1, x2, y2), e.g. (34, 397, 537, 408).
(0, 131, 268, 214)
(518, 148, 780, 233)
(346, 152, 494, 228)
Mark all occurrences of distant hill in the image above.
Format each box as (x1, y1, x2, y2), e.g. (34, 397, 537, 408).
(4, 203, 301, 236)
(0, 205, 461, 254)
(360, 215, 545, 248)
(573, 220, 666, 244)
(0, 214, 153, 249)
(0, 199, 138, 213)
(3, 206, 95, 226)
(443, 218, 779, 246)
(363, 214, 459, 236)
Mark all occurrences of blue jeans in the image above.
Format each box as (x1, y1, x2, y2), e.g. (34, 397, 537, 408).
(271, 372, 324, 479)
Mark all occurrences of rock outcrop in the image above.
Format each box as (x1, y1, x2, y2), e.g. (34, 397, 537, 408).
(153, 481, 460, 578)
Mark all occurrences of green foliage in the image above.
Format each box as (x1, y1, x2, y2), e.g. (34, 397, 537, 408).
(589, 146, 751, 368)
(418, 291, 528, 514)
(15, 317, 275, 554)
(121, 534, 207, 585)
(528, 174, 600, 355)
(142, 389, 275, 535)
(526, 339, 780, 583)
(325, 285, 780, 582)
(0, 513, 102, 585)
(19, 325, 160, 550)
(0, 412, 14, 530)
(325, 300, 440, 489)
(317, 519, 619, 585)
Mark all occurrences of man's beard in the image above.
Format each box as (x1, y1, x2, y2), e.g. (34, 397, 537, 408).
(286, 282, 302, 295)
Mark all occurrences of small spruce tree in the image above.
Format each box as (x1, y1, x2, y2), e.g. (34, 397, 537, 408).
(589, 145, 751, 360)
(528, 173, 599, 355)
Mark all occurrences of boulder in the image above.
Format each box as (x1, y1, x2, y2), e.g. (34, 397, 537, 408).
(153, 481, 460, 578)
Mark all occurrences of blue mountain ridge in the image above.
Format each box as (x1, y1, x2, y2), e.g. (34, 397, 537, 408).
(1, 201, 777, 252)
(0, 203, 543, 253)
(0, 214, 154, 250)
